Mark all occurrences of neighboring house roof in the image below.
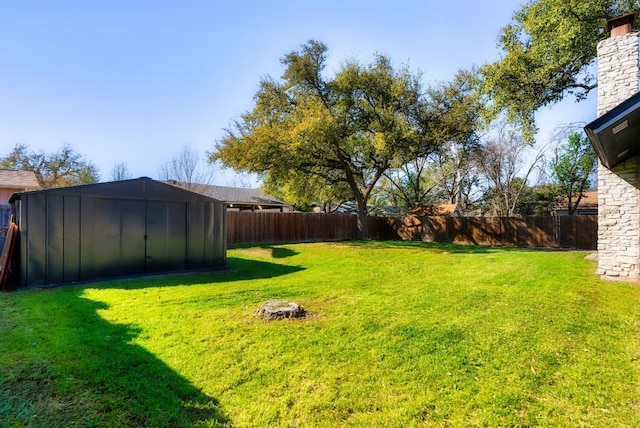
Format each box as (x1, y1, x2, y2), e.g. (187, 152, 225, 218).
(313, 201, 357, 214)
(555, 190, 598, 214)
(574, 190, 598, 210)
(0, 169, 41, 190)
(0, 170, 41, 203)
(312, 201, 458, 217)
(165, 181, 287, 211)
(409, 204, 460, 217)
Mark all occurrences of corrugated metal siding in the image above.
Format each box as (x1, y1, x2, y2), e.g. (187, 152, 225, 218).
(0, 204, 10, 230)
(11, 178, 226, 287)
(0, 203, 11, 249)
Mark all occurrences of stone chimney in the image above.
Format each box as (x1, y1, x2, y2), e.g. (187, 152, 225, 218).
(596, 13, 640, 278)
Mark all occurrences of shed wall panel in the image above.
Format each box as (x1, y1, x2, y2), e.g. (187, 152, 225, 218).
(214, 203, 226, 263)
(187, 202, 205, 268)
(63, 195, 81, 283)
(27, 194, 46, 286)
(146, 201, 187, 273)
(46, 194, 64, 284)
(91, 198, 122, 279)
(204, 202, 215, 264)
(79, 196, 95, 281)
(120, 200, 146, 276)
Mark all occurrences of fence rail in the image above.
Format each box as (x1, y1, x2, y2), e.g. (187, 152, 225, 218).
(227, 212, 598, 250)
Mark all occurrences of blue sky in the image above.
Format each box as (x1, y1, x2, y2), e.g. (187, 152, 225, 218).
(0, 1, 597, 186)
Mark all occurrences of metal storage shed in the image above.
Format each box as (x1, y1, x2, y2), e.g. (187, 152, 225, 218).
(8, 177, 226, 288)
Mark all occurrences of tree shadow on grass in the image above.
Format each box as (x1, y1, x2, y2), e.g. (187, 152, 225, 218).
(0, 286, 232, 427)
(338, 240, 499, 254)
(340, 240, 558, 254)
(2, 256, 309, 426)
(1, 258, 307, 424)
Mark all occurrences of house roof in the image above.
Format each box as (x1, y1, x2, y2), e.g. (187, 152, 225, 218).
(557, 190, 598, 210)
(409, 204, 459, 216)
(9, 177, 224, 204)
(165, 182, 286, 208)
(0, 169, 41, 190)
(576, 190, 598, 209)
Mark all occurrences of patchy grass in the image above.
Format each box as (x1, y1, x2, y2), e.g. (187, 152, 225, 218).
(1, 241, 639, 426)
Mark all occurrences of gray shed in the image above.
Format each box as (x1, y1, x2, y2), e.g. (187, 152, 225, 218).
(8, 177, 226, 288)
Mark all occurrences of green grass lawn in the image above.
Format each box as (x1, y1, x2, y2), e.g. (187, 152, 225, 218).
(1, 241, 639, 427)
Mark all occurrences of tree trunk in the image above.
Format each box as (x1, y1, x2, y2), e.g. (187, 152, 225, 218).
(356, 199, 368, 240)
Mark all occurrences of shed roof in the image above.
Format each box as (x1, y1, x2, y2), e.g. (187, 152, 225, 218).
(409, 204, 459, 216)
(0, 169, 41, 190)
(9, 177, 224, 204)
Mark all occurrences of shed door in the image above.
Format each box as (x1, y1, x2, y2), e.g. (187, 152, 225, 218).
(89, 199, 146, 279)
(120, 200, 146, 275)
(145, 201, 187, 273)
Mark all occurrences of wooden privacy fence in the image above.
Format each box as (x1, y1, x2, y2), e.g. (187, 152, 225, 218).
(227, 212, 598, 250)
(421, 215, 597, 250)
(227, 211, 357, 245)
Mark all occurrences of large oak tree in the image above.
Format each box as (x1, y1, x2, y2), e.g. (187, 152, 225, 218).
(210, 41, 432, 238)
(480, 0, 639, 141)
(1, 143, 99, 189)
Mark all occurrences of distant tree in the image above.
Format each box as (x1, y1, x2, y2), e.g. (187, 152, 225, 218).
(262, 169, 352, 213)
(111, 162, 132, 181)
(159, 145, 212, 192)
(551, 132, 597, 215)
(382, 70, 484, 211)
(0, 143, 99, 189)
(515, 183, 560, 216)
(379, 164, 436, 211)
(479, 0, 639, 141)
(476, 126, 545, 216)
(210, 41, 432, 238)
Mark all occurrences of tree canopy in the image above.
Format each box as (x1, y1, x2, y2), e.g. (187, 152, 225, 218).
(1, 143, 99, 189)
(380, 70, 484, 211)
(262, 169, 352, 213)
(210, 41, 433, 238)
(480, 0, 640, 141)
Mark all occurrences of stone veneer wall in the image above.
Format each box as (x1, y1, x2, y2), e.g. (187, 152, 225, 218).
(596, 33, 640, 277)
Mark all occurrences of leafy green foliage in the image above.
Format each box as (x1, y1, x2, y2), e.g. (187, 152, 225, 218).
(262, 168, 352, 212)
(2, 242, 639, 426)
(0, 143, 100, 188)
(210, 41, 429, 237)
(515, 183, 561, 216)
(480, 0, 640, 141)
(381, 70, 484, 211)
(551, 132, 597, 214)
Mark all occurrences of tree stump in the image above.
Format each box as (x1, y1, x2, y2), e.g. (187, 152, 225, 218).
(257, 300, 306, 321)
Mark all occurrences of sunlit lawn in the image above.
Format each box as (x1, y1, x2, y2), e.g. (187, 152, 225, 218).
(1, 241, 639, 427)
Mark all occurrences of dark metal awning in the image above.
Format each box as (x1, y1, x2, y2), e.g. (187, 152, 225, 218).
(584, 91, 640, 169)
